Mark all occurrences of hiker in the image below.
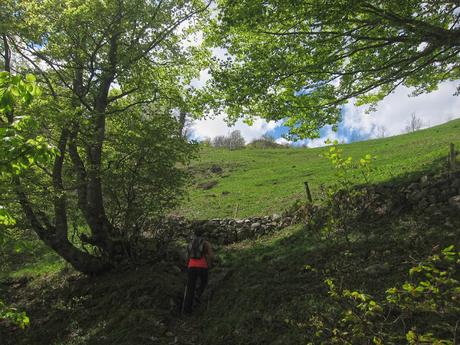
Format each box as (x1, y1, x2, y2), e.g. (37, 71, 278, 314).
(183, 226, 213, 314)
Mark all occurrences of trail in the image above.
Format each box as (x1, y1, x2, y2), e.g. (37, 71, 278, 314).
(168, 266, 235, 345)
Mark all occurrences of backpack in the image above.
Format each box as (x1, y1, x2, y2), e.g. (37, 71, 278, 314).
(188, 236, 205, 259)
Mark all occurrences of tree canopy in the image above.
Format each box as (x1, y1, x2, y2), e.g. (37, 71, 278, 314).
(1, 0, 210, 274)
(206, 0, 460, 139)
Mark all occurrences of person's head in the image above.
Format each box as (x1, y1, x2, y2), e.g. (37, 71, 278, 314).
(192, 222, 205, 237)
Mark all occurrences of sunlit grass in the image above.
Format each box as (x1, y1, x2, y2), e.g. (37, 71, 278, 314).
(177, 119, 460, 219)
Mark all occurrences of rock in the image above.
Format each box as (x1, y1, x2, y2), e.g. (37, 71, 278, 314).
(197, 180, 218, 190)
(410, 189, 427, 201)
(420, 175, 429, 186)
(418, 199, 429, 209)
(407, 182, 420, 190)
(210, 165, 223, 174)
(364, 263, 391, 276)
(251, 222, 261, 230)
(452, 179, 460, 189)
(448, 195, 460, 211)
(272, 213, 281, 221)
(444, 219, 454, 228)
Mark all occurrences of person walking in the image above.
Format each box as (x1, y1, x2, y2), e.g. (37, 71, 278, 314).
(183, 226, 213, 314)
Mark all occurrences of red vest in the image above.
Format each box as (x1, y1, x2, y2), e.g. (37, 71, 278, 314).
(188, 256, 208, 269)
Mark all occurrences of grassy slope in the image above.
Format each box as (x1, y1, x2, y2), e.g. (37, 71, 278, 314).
(1, 119, 460, 344)
(200, 214, 460, 345)
(177, 119, 460, 219)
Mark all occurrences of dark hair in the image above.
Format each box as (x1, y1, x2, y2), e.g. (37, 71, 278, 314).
(192, 221, 205, 236)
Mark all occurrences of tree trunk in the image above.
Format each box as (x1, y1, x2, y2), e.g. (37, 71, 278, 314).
(3, 37, 111, 275)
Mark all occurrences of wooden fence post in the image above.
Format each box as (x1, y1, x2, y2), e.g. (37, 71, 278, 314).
(233, 203, 239, 219)
(304, 181, 313, 203)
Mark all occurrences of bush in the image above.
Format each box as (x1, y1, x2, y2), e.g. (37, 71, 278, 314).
(247, 135, 288, 149)
(212, 130, 245, 150)
(317, 140, 377, 243)
(310, 245, 460, 344)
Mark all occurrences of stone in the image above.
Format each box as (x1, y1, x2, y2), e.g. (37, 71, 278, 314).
(197, 180, 218, 190)
(444, 219, 454, 228)
(428, 195, 437, 204)
(364, 263, 391, 276)
(410, 189, 427, 201)
(452, 179, 460, 189)
(210, 165, 223, 174)
(407, 182, 420, 190)
(251, 222, 261, 230)
(420, 175, 429, 186)
(448, 195, 460, 211)
(418, 199, 429, 209)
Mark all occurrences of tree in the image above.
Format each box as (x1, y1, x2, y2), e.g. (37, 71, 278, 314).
(212, 135, 227, 148)
(405, 113, 424, 133)
(0, 73, 47, 329)
(211, 130, 245, 149)
(376, 125, 387, 138)
(206, 1, 460, 139)
(1, 0, 210, 274)
(227, 130, 245, 150)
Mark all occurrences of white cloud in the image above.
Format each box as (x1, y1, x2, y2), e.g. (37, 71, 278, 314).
(297, 126, 349, 148)
(191, 114, 278, 143)
(342, 81, 460, 138)
(191, 80, 460, 146)
(275, 137, 291, 145)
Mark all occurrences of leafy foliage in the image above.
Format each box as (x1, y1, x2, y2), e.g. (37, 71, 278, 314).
(315, 140, 377, 242)
(212, 130, 245, 150)
(207, 1, 460, 138)
(2, 0, 211, 273)
(311, 246, 460, 344)
(0, 72, 55, 179)
(0, 72, 51, 328)
(0, 301, 29, 329)
(102, 104, 197, 251)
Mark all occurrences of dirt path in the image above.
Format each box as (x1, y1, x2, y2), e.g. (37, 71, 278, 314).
(168, 267, 234, 345)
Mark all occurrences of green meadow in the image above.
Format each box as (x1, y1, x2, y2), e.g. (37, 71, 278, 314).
(178, 118, 460, 219)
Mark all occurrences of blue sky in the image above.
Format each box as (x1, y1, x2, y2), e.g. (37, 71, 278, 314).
(265, 112, 370, 147)
(191, 80, 460, 147)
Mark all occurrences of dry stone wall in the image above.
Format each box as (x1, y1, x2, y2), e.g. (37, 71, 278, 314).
(154, 171, 460, 246)
(160, 214, 294, 245)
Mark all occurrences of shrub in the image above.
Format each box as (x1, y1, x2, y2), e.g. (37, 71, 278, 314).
(212, 130, 245, 150)
(247, 135, 288, 149)
(310, 245, 460, 344)
(317, 140, 377, 243)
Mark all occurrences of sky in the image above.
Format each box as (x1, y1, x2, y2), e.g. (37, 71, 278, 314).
(190, 80, 460, 147)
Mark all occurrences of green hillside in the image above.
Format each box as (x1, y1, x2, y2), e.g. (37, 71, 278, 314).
(1, 119, 460, 345)
(178, 119, 460, 219)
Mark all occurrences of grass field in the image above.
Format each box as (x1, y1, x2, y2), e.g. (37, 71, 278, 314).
(176, 118, 460, 219)
(1, 119, 459, 345)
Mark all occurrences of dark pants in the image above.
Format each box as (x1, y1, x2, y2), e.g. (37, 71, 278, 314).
(184, 267, 208, 313)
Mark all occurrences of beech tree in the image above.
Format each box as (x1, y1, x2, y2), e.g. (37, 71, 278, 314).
(1, 0, 210, 274)
(207, 0, 460, 139)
